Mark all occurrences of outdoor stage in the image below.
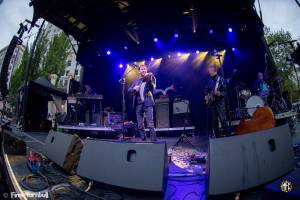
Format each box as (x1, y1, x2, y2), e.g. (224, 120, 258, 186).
(1, 123, 300, 200)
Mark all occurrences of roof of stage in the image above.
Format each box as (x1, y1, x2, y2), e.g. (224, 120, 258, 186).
(30, 0, 264, 64)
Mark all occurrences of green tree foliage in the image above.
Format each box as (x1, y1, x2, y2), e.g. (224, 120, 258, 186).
(10, 45, 29, 94)
(264, 27, 299, 100)
(40, 32, 70, 83)
(9, 28, 71, 94)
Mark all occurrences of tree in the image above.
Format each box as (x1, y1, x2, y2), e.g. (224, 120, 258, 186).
(10, 45, 29, 94)
(264, 27, 299, 101)
(40, 32, 71, 83)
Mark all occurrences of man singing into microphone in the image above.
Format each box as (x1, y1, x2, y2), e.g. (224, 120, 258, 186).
(128, 64, 157, 141)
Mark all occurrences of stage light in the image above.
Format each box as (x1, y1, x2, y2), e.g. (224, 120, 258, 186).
(168, 55, 171, 58)
(196, 50, 200, 54)
(124, 46, 128, 50)
(106, 50, 111, 55)
(209, 29, 213, 34)
(153, 37, 158, 42)
(228, 27, 233, 32)
(177, 52, 181, 57)
(119, 64, 123, 68)
(174, 33, 179, 38)
(232, 47, 236, 51)
(150, 57, 154, 61)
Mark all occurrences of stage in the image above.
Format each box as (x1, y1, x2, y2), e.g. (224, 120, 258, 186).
(1, 123, 300, 200)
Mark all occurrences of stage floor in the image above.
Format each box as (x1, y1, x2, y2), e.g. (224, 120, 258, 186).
(1, 124, 300, 200)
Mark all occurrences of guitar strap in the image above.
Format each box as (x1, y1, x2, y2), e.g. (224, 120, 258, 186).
(214, 76, 220, 93)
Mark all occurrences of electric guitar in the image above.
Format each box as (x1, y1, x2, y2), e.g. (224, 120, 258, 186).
(206, 76, 220, 107)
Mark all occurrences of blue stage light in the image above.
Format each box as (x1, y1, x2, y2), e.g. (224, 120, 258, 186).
(124, 46, 128, 50)
(196, 50, 200, 54)
(168, 55, 171, 58)
(153, 37, 158, 42)
(119, 64, 123, 68)
(106, 50, 111, 55)
(228, 27, 233, 32)
(174, 33, 179, 38)
(151, 57, 154, 61)
(177, 52, 181, 57)
(232, 47, 236, 51)
(209, 29, 213, 34)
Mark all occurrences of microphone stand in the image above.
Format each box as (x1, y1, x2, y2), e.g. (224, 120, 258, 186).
(215, 54, 232, 133)
(119, 67, 136, 120)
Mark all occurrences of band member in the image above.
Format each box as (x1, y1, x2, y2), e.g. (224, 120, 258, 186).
(78, 83, 97, 125)
(128, 64, 157, 141)
(254, 72, 269, 97)
(205, 63, 229, 137)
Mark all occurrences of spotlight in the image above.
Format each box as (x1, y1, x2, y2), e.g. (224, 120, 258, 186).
(153, 37, 158, 42)
(228, 27, 233, 32)
(209, 29, 213, 34)
(106, 50, 111, 55)
(119, 64, 123, 68)
(177, 52, 181, 57)
(124, 46, 128, 50)
(168, 55, 171, 58)
(196, 50, 200, 54)
(150, 57, 154, 61)
(232, 47, 236, 51)
(174, 33, 179, 38)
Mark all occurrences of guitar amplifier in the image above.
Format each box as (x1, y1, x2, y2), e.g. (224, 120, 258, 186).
(155, 97, 170, 128)
(108, 112, 123, 125)
(171, 100, 192, 127)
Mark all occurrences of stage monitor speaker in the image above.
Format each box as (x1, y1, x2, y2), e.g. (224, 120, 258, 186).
(44, 130, 83, 173)
(208, 125, 294, 195)
(77, 140, 169, 192)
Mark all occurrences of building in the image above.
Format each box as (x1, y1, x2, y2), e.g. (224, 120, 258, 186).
(44, 23, 82, 92)
(0, 44, 25, 88)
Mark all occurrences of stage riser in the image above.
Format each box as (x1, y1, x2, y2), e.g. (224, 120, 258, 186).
(77, 140, 169, 192)
(208, 125, 294, 195)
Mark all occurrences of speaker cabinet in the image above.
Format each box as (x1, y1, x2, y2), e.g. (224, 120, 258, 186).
(155, 99, 170, 128)
(44, 130, 83, 173)
(77, 140, 169, 192)
(208, 125, 294, 195)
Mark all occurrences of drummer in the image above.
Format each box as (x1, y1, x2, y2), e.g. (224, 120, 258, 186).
(254, 72, 270, 97)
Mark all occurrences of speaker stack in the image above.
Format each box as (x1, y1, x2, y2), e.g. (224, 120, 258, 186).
(208, 125, 294, 195)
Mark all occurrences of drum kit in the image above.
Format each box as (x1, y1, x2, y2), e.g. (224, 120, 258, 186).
(234, 79, 288, 120)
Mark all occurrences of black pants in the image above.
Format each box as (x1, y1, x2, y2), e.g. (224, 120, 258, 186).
(136, 104, 156, 140)
(210, 100, 229, 136)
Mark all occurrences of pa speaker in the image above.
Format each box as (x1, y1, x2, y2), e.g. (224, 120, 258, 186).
(0, 36, 19, 98)
(77, 140, 169, 192)
(208, 125, 294, 195)
(44, 130, 83, 173)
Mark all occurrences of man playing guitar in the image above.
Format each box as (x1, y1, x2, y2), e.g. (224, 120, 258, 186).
(205, 63, 229, 137)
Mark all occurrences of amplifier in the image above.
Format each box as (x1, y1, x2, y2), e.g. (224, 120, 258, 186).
(155, 97, 170, 128)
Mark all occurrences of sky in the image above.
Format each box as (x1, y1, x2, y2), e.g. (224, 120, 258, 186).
(0, 0, 299, 49)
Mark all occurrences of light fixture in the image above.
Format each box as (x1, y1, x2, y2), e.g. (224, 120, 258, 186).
(209, 29, 213, 34)
(228, 27, 233, 32)
(150, 57, 154, 61)
(106, 50, 111, 55)
(196, 50, 200, 54)
(153, 37, 158, 42)
(119, 64, 123, 68)
(174, 33, 179, 38)
(177, 52, 181, 57)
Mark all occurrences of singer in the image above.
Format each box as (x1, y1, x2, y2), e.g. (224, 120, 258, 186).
(128, 64, 157, 141)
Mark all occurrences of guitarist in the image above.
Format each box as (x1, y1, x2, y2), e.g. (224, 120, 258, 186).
(205, 63, 229, 137)
(128, 64, 157, 141)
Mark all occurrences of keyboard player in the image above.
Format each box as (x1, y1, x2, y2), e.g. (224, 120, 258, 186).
(78, 83, 97, 125)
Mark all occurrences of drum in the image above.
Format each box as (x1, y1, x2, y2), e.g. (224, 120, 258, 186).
(239, 89, 252, 99)
(246, 96, 265, 116)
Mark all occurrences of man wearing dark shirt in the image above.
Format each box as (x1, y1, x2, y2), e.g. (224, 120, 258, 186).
(128, 64, 157, 141)
(254, 72, 269, 97)
(205, 64, 229, 137)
